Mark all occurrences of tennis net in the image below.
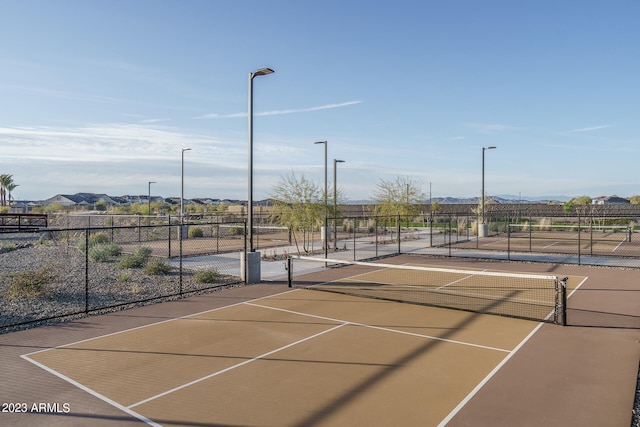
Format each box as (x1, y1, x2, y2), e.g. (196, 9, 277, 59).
(288, 255, 565, 324)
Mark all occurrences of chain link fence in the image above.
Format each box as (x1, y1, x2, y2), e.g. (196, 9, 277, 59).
(0, 221, 249, 332)
(326, 211, 640, 268)
(4, 209, 640, 331)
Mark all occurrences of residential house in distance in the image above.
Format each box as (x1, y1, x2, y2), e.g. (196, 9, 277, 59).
(592, 195, 630, 205)
(43, 193, 126, 208)
(120, 195, 158, 205)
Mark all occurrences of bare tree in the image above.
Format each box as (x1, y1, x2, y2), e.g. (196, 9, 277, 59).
(269, 172, 324, 254)
(371, 175, 425, 217)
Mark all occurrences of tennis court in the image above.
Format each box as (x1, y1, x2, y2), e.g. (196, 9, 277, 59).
(465, 224, 640, 257)
(2, 255, 639, 426)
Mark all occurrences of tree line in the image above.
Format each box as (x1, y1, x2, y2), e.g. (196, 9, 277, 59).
(269, 172, 424, 253)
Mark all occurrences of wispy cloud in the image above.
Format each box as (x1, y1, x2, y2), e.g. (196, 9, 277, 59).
(2, 84, 121, 104)
(196, 100, 362, 119)
(566, 125, 611, 133)
(466, 123, 519, 134)
(140, 118, 171, 124)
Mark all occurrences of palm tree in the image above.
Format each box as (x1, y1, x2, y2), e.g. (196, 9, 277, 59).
(0, 174, 13, 206)
(0, 175, 18, 206)
(5, 182, 18, 206)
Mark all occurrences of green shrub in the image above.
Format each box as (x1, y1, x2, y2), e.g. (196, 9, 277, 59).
(116, 246, 152, 269)
(89, 243, 122, 262)
(229, 226, 245, 236)
(36, 234, 54, 246)
(1, 243, 16, 252)
(5, 266, 56, 299)
(188, 227, 204, 238)
(90, 232, 110, 246)
(144, 258, 172, 275)
(76, 232, 110, 252)
(134, 246, 152, 258)
(194, 268, 221, 283)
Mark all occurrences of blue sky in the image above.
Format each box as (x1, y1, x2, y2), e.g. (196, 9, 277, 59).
(1, 0, 639, 202)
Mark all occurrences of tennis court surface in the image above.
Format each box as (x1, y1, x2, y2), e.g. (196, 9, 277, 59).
(1, 255, 639, 426)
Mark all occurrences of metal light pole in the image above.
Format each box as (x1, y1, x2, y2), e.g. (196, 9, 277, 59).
(481, 146, 496, 231)
(248, 67, 274, 253)
(333, 159, 345, 250)
(181, 148, 191, 219)
(245, 67, 274, 284)
(314, 141, 328, 252)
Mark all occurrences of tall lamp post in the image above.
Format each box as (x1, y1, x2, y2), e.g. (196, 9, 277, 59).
(246, 67, 274, 283)
(181, 148, 191, 219)
(481, 146, 496, 237)
(314, 141, 328, 253)
(333, 159, 345, 250)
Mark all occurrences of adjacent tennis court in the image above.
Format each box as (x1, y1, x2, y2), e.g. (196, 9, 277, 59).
(467, 224, 639, 257)
(3, 255, 638, 427)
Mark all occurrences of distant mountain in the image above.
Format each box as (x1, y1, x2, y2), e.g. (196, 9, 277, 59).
(496, 194, 572, 203)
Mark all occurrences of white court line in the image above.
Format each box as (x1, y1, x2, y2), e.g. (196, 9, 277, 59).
(613, 239, 625, 252)
(438, 275, 589, 426)
(128, 321, 348, 409)
(245, 300, 511, 353)
(435, 273, 477, 290)
(19, 289, 301, 423)
(22, 289, 300, 357)
(20, 354, 161, 427)
(438, 321, 545, 427)
(18, 283, 551, 424)
(128, 295, 514, 409)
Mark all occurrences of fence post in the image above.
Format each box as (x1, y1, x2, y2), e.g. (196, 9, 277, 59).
(589, 214, 593, 256)
(578, 213, 581, 265)
(507, 223, 511, 261)
(397, 215, 401, 255)
(375, 217, 378, 258)
(448, 217, 452, 257)
(353, 218, 357, 260)
(429, 213, 433, 247)
(84, 229, 89, 314)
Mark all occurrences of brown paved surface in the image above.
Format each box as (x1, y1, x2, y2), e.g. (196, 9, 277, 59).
(1, 257, 639, 426)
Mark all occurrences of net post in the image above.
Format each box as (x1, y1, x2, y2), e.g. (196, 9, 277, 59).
(287, 257, 292, 288)
(559, 277, 568, 326)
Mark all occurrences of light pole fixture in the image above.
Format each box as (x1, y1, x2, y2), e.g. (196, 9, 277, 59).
(481, 146, 497, 225)
(181, 148, 191, 219)
(248, 67, 274, 253)
(314, 141, 328, 252)
(333, 159, 345, 250)
(148, 181, 156, 217)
